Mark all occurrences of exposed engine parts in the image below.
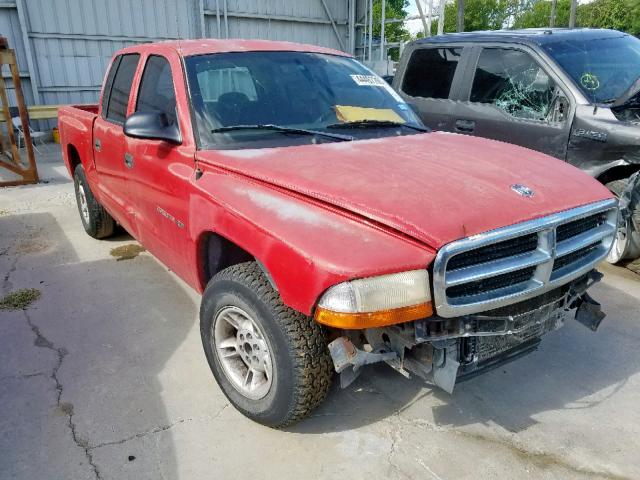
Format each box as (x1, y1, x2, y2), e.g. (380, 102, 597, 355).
(328, 270, 605, 394)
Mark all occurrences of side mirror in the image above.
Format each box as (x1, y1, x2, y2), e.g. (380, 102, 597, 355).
(124, 111, 182, 144)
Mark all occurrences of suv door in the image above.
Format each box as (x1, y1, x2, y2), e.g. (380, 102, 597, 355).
(452, 46, 572, 160)
(93, 53, 140, 235)
(125, 53, 195, 281)
(395, 45, 467, 131)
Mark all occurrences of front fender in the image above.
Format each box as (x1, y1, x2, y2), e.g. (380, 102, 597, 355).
(189, 167, 435, 315)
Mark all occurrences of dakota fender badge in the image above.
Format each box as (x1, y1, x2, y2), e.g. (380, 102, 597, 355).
(511, 184, 534, 198)
(156, 206, 185, 229)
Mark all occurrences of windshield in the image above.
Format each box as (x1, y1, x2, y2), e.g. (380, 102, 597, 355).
(184, 51, 424, 149)
(542, 33, 640, 104)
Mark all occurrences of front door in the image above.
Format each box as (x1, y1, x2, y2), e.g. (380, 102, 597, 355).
(124, 53, 195, 281)
(451, 46, 572, 160)
(93, 53, 140, 235)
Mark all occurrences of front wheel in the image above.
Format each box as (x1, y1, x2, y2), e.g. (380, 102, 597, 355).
(200, 262, 333, 427)
(606, 179, 640, 264)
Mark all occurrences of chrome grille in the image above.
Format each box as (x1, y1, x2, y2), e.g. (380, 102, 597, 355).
(433, 199, 618, 318)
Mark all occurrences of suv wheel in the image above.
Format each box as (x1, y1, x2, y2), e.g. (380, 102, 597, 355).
(606, 179, 640, 263)
(200, 261, 333, 427)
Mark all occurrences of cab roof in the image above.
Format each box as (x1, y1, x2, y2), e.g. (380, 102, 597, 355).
(117, 38, 349, 58)
(412, 28, 630, 48)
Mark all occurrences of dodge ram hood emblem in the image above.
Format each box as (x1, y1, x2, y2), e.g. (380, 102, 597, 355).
(511, 184, 534, 198)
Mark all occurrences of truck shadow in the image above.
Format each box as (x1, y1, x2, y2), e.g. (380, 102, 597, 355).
(0, 212, 196, 480)
(292, 281, 640, 434)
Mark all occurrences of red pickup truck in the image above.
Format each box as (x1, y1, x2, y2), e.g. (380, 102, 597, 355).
(58, 39, 617, 427)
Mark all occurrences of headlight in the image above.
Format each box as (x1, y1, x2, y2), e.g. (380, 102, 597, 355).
(314, 270, 432, 329)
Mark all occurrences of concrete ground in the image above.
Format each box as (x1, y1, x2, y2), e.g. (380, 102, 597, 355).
(1, 145, 639, 480)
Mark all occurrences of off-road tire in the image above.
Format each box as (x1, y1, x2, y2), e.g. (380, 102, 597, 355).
(200, 261, 333, 427)
(73, 164, 115, 239)
(606, 179, 640, 263)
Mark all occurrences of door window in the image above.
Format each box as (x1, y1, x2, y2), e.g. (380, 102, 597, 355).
(105, 53, 140, 124)
(402, 48, 462, 99)
(101, 56, 120, 116)
(136, 55, 177, 125)
(471, 48, 556, 122)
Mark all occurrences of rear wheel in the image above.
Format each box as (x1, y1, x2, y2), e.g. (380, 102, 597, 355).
(73, 165, 114, 239)
(606, 179, 640, 263)
(200, 261, 333, 427)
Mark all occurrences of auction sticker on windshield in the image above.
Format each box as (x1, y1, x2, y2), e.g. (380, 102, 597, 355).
(350, 74, 387, 87)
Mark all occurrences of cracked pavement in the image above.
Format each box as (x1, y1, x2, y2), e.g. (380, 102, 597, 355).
(1, 146, 640, 479)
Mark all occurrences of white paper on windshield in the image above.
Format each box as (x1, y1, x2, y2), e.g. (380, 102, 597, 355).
(350, 74, 387, 87)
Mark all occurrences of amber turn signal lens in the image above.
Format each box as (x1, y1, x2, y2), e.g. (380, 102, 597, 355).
(314, 302, 433, 329)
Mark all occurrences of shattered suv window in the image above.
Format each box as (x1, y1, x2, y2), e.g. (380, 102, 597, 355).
(471, 48, 555, 122)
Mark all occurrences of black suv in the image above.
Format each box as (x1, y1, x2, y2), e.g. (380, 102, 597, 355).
(393, 28, 640, 263)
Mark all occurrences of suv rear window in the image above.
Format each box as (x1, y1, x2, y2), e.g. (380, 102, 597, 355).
(402, 48, 462, 99)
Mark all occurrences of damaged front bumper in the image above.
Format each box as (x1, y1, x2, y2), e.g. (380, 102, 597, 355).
(327, 270, 605, 393)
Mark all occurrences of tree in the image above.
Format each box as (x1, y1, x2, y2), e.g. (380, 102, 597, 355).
(442, 0, 521, 33)
(422, 0, 640, 36)
(577, 0, 639, 35)
(513, 0, 571, 28)
(371, 0, 411, 60)
(513, 0, 640, 35)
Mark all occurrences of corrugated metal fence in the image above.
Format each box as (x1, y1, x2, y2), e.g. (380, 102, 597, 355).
(1, 0, 366, 120)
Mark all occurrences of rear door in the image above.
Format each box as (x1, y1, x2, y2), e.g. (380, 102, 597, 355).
(451, 45, 573, 160)
(93, 53, 140, 234)
(395, 45, 469, 131)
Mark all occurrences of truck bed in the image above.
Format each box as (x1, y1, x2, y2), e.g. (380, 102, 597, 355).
(57, 104, 99, 178)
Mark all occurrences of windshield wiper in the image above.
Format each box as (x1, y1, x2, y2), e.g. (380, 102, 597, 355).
(211, 124, 353, 142)
(326, 120, 429, 132)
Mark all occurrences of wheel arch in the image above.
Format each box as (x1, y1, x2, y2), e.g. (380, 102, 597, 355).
(196, 231, 277, 292)
(597, 164, 640, 186)
(66, 143, 82, 175)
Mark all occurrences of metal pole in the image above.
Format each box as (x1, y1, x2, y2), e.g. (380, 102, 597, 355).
(569, 0, 577, 28)
(215, 0, 221, 37)
(320, 0, 346, 51)
(415, 0, 429, 37)
(349, 0, 356, 54)
(380, 0, 385, 61)
(363, 0, 368, 61)
(223, 0, 229, 38)
(437, 0, 445, 35)
(368, 0, 373, 61)
(427, 0, 433, 36)
(550, 0, 557, 27)
(15, 0, 40, 104)
(456, 0, 464, 32)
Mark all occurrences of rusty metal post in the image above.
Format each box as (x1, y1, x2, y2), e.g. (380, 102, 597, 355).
(0, 35, 39, 186)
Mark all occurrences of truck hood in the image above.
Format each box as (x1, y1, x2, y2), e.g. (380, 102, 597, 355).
(197, 132, 613, 249)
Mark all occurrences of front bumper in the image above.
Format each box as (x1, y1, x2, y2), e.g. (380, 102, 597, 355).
(328, 270, 604, 393)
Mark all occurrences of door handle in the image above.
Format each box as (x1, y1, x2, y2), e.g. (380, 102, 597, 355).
(124, 153, 134, 169)
(94, 138, 101, 151)
(455, 119, 475, 133)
